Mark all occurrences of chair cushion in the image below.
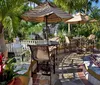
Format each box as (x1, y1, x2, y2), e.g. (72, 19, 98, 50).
(49, 37, 59, 43)
(88, 34, 95, 40)
(8, 77, 22, 85)
(65, 36, 70, 44)
(37, 49, 49, 61)
(49, 46, 56, 52)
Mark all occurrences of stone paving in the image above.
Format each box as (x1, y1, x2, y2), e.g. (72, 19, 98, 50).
(33, 52, 93, 85)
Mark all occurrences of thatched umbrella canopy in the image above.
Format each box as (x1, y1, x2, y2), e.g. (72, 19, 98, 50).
(89, 19, 97, 23)
(65, 13, 89, 34)
(66, 13, 89, 24)
(22, 2, 72, 23)
(22, 2, 72, 40)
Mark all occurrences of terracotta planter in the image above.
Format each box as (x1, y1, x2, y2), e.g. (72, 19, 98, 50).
(8, 78, 22, 85)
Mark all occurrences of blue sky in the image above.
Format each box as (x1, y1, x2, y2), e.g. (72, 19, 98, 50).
(92, 1, 100, 8)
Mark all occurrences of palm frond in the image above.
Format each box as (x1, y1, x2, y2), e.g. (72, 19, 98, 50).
(54, 0, 87, 13)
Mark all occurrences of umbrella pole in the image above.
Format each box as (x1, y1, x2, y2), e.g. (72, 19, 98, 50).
(45, 16, 49, 43)
(68, 23, 71, 35)
(45, 16, 52, 85)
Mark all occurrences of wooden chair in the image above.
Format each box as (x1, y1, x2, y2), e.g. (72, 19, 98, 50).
(65, 36, 78, 53)
(77, 37, 88, 54)
(64, 36, 70, 52)
(87, 34, 96, 52)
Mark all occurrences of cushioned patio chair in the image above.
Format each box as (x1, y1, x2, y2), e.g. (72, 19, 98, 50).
(77, 37, 88, 54)
(49, 37, 60, 53)
(87, 34, 96, 52)
(28, 45, 55, 75)
(64, 36, 70, 52)
(64, 36, 78, 53)
(65, 36, 88, 54)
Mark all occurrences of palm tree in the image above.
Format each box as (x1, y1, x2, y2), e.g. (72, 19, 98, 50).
(90, 0, 99, 3)
(89, 6, 100, 20)
(0, 0, 42, 38)
(53, 0, 87, 35)
(0, 0, 27, 58)
(54, 0, 99, 13)
(28, 0, 43, 5)
(0, 0, 45, 58)
(53, 0, 100, 34)
(0, 0, 28, 36)
(54, 0, 87, 13)
(84, 0, 99, 14)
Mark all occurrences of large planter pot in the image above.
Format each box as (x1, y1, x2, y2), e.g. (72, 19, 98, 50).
(8, 78, 22, 85)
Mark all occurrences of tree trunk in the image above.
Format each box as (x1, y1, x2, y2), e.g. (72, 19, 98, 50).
(68, 11, 71, 35)
(0, 22, 8, 58)
(68, 23, 71, 35)
(0, 22, 3, 33)
(85, 0, 88, 14)
(0, 22, 5, 45)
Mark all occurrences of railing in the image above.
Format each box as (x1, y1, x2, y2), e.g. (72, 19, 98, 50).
(6, 43, 14, 52)
(6, 43, 23, 56)
(6, 40, 47, 52)
(20, 40, 47, 50)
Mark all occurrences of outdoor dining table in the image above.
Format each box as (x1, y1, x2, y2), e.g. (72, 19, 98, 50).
(29, 41, 59, 74)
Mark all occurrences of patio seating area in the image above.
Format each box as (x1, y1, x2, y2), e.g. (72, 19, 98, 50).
(28, 38, 99, 85)
(3, 34, 99, 85)
(1, 1, 100, 85)
(5, 35, 97, 78)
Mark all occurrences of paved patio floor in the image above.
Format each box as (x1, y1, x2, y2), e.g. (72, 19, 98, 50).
(33, 52, 93, 85)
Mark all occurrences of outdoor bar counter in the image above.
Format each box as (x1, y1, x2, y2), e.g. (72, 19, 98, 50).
(83, 54, 100, 85)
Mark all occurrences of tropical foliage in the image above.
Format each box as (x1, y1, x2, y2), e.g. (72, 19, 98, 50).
(54, 0, 87, 13)
(0, 0, 27, 43)
(18, 21, 44, 40)
(54, 0, 100, 39)
(54, 0, 99, 14)
(0, 0, 100, 42)
(89, 6, 100, 21)
(0, 0, 45, 41)
(0, 58, 24, 85)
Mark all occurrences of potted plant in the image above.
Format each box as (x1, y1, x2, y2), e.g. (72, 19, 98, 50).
(0, 58, 26, 85)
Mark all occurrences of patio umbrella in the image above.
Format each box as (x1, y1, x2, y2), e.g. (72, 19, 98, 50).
(22, 2, 72, 40)
(65, 13, 89, 34)
(89, 19, 97, 23)
(66, 13, 89, 24)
